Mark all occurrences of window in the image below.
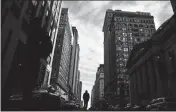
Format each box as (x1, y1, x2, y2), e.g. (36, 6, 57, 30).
(51, 20, 53, 26)
(124, 54, 128, 57)
(114, 17, 118, 21)
(122, 28, 126, 31)
(150, 25, 154, 28)
(137, 38, 140, 42)
(46, 10, 48, 16)
(32, 1, 37, 6)
(145, 25, 149, 28)
(124, 48, 128, 51)
(139, 29, 143, 31)
(47, 56, 51, 64)
(49, 29, 51, 36)
(116, 47, 121, 51)
(48, 1, 51, 6)
(42, 1, 45, 6)
(117, 88, 120, 95)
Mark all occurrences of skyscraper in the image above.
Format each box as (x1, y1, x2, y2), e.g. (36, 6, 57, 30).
(78, 81, 82, 105)
(91, 64, 104, 108)
(76, 70, 80, 98)
(2, 0, 62, 99)
(50, 8, 72, 99)
(103, 9, 156, 104)
(68, 26, 80, 99)
(170, 0, 176, 14)
(91, 85, 95, 108)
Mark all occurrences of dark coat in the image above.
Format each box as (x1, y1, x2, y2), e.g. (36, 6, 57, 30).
(83, 92, 90, 102)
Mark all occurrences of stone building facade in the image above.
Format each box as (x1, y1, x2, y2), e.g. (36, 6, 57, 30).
(68, 26, 80, 99)
(2, 0, 62, 98)
(127, 15, 176, 105)
(50, 8, 72, 100)
(170, 0, 176, 14)
(102, 9, 156, 105)
(91, 64, 104, 108)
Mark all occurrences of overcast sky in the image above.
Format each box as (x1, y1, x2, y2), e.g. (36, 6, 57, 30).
(62, 1, 173, 107)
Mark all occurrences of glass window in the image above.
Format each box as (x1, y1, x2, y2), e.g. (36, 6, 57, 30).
(117, 47, 121, 51)
(47, 56, 51, 64)
(46, 10, 48, 16)
(48, 1, 51, 6)
(49, 29, 51, 36)
(124, 48, 128, 51)
(42, 1, 45, 6)
(51, 20, 53, 26)
(32, 1, 37, 6)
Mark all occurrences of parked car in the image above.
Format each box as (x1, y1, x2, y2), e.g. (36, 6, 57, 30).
(116, 104, 126, 110)
(108, 105, 113, 111)
(146, 97, 176, 111)
(64, 100, 76, 109)
(131, 105, 141, 111)
(9, 94, 23, 100)
(125, 103, 134, 110)
(114, 105, 119, 110)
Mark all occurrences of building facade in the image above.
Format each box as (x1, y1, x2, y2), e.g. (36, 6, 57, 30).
(79, 81, 82, 103)
(50, 8, 72, 100)
(102, 9, 156, 104)
(68, 26, 80, 99)
(127, 15, 176, 105)
(91, 85, 95, 108)
(91, 64, 104, 108)
(170, 0, 176, 14)
(2, 0, 62, 99)
(37, 0, 62, 88)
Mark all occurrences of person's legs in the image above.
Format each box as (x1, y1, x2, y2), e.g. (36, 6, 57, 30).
(85, 101, 88, 110)
(84, 100, 86, 108)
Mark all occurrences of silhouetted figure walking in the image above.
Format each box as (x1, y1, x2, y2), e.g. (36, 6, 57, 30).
(83, 90, 90, 110)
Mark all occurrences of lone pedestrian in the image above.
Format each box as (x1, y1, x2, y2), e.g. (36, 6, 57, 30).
(83, 90, 90, 110)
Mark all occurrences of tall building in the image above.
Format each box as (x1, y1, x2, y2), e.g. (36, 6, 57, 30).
(91, 64, 104, 108)
(37, 0, 62, 88)
(78, 81, 82, 102)
(75, 71, 80, 99)
(91, 85, 95, 108)
(50, 8, 72, 100)
(170, 0, 176, 14)
(68, 26, 80, 99)
(127, 14, 176, 105)
(2, 0, 62, 99)
(77, 81, 82, 105)
(102, 9, 156, 104)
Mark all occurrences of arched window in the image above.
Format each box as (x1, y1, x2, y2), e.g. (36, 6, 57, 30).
(128, 24, 132, 27)
(139, 24, 143, 27)
(150, 25, 154, 28)
(134, 24, 138, 28)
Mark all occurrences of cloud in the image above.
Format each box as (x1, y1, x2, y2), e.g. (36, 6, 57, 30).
(62, 1, 173, 108)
